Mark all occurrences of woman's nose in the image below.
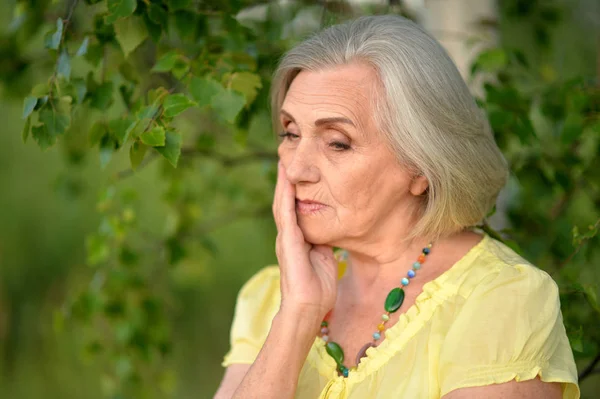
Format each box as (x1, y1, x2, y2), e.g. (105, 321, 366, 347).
(284, 145, 320, 185)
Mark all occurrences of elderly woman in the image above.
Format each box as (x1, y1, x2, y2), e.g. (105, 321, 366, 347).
(214, 15, 579, 399)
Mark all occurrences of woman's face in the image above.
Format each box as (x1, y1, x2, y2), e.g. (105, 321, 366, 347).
(278, 63, 427, 246)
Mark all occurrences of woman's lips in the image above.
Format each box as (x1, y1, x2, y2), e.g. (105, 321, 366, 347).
(295, 199, 326, 215)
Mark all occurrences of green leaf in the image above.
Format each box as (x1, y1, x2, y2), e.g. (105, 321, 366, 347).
(172, 11, 197, 38)
(143, 12, 162, 42)
(89, 81, 114, 110)
(114, 16, 148, 57)
(89, 121, 107, 145)
(129, 140, 148, 170)
(105, 0, 137, 24)
(166, 236, 186, 265)
(148, 3, 168, 27)
(472, 48, 507, 74)
(75, 36, 89, 57)
(228, 72, 262, 105)
(39, 102, 71, 137)
(561, 113, 584, 144)
(147, 87, 169, 104)
(583, 284, 600, 314)
(190, 76, 222, 107)
(211, 89, 245, 123)
(171, 58, 190, 79)
(99, 135, 116, 169)
(119, 62, 139, 82)
(22, 96, 37, 119)
(44, 18, 63, 50)
(32, 124, 55, 150)
(34, 96, 48, 110)
(31, 83, 49, 97)
(84, 43, 104, 66)
(137, 104, 160, 120)
(155, 130, 182, 167)
(22, 116, 31, 143)
(126, 105, 158, 139)
(140, 126, 166, 146)
(569, 326, 584, 353)
(57, 49, 71, 80)
(86, 234, 110, 265)
(109, 117, 135, 146)
(71, 78, 87, 104)
(168, 0, 191, 11)
(151, 51, 179, 73)
(163, 94, 196, 117)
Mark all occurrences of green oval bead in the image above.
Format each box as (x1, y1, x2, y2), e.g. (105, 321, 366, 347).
(384, 287, 405, 313)
(325, 341, 344, 365)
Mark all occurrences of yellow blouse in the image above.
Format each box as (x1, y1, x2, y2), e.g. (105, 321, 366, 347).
(221, 234, 580, 398)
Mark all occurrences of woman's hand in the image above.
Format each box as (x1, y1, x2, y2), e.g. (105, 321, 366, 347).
(272, 161, 339, 321)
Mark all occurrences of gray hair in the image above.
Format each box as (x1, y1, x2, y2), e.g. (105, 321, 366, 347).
(271, 15, 509, 241)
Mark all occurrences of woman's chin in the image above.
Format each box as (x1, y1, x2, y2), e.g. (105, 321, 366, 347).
(298, 221, 336, 246)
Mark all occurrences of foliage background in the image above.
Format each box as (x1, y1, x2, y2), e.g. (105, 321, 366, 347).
(0, 0, 598, 398)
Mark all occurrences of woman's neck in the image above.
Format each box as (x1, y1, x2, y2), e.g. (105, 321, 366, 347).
(339, 229, 479, 305)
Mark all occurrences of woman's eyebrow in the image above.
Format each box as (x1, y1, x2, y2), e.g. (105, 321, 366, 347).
(280, 109, 356, 128)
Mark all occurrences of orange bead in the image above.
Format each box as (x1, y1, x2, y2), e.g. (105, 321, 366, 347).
(418, 254, 426, 263)
(377, 323, 385, 331)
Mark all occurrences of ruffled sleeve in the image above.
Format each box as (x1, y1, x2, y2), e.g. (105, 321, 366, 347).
(438, 263, 580, 398)
(221, 265, 281, 367)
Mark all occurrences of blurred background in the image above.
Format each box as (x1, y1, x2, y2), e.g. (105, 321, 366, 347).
(0, 0, 599, 398)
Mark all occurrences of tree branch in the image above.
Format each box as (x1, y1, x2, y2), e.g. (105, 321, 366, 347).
(181, 148, 278, 166)
(114, 147, 278, 180)
(49, 0, 80, 86)
(579, 352, 600, 381)
(476, 219, 505, 243)
(552, 218, 600, 276)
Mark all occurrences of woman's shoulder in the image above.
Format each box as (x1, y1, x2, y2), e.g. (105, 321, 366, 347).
(239, 264, 280, 293)
(236, 265, 281, 306)
(453, 234, 558, 301)
(221, 265, 281, 367)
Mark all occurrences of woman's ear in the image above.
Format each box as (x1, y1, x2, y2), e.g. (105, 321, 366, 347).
(410, 174, 429, 196)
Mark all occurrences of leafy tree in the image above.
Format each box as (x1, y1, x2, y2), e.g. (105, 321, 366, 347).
(3, 0, 598, 397)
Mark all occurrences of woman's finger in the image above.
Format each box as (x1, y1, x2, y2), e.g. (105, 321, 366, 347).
(278, 164, 298, 232)
(272, 161, 283, 231)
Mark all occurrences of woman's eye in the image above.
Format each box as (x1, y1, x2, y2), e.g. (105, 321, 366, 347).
(330, 141, 351, 151)
(278, 131, 299, 141)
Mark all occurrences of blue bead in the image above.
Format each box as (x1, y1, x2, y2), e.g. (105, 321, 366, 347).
(373, 332, 381, 340)
(401, 277, 409, 286)
(407, 270, 416, 278)
(413, 262, 421, 270)
(342, 368, 349, 377)
(423, 247, 430, 255)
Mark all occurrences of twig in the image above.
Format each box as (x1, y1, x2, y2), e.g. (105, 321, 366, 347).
(552, 218, 600, 276)
(48, 0, 80, 86)
(114, 148, 277, 180)
(476, 219, 505, 243)
(181, 148, 278, 166)
(579, 352, 600, 381)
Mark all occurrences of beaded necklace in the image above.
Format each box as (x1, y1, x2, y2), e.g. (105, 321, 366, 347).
(319, 243, 433, 378)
